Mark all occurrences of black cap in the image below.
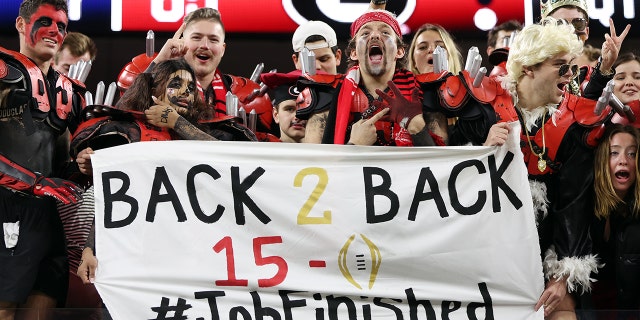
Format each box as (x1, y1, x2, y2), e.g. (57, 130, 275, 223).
(270, 84, 300, 107)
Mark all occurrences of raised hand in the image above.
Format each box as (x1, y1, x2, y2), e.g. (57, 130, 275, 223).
(145, 96, 182, 129)
(600, 18, 631, 73)
(154, 23, 189, 64)
(373, 81, 423, 128)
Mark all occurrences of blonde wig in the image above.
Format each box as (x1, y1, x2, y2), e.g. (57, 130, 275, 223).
(504, 17, 583, 94)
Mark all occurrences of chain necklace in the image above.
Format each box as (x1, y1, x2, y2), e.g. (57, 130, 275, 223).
(522, 111, 547, 172)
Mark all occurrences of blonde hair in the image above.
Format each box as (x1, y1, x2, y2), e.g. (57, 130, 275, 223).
(504, 17, 583, 93)
(594, 124, 640, 219)
(408, 24, 463, 74)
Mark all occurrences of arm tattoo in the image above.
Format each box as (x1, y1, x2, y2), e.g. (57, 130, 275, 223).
(173, 117, 218, 141)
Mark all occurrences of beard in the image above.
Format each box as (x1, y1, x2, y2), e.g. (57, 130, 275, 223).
(364, 57, 388, 77)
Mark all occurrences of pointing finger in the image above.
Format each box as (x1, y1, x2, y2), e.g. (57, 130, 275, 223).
(173, 23, 186, 40)
(365, 108, 389, 124)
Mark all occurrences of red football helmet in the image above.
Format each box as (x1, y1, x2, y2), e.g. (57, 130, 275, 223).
(116, 53, 157, 94)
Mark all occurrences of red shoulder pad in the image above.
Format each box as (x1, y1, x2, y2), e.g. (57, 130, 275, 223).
(459, 70, 503, 104)
(493, 93, 518, 123)
(228, 75, 274, 131)
(0, 59, 23, 83)
(0, 46, 50, 112)
(117, 53, 157, 92)
(438, 74, 469, 110)
(415, 70, 450, 84)
(56, 74, 87, 120)
(561, 93, 610, 127)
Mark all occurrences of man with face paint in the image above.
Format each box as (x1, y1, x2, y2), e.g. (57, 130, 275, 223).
(0, 1, 86, 319)
(315, 9, 447, 146)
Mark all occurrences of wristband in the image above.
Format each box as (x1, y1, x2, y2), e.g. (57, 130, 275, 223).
(372, 0, 387, 4)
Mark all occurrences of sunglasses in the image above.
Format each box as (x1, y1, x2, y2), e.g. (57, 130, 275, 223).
(561, 18, 588, 32)
(558, 63, 579, 78)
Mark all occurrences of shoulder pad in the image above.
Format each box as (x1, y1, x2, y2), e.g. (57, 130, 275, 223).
(459, 70, 504, 104)
(117, 53, 156, 92)
(228, 74, 274, 132)
(0, 59, 23, 83)
(0, 46, 50, 112)
(54, 75, 74, 119)
(556, 93, 610, 128)
(438, 74, 469, 110)
(415, 70, 450, 84)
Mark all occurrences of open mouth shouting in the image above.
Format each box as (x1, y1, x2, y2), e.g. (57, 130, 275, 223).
(614, 169, 631, 183)
(368, 44, 384, 65)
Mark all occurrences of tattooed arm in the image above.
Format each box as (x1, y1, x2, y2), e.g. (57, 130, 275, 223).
(144, 104, 218, 141)
(173, 116, 218, 141)
(303, 111, 329, 144)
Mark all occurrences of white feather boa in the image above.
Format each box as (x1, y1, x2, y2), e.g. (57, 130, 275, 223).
(543, 246, 602, 294)
(529, 180, 549, 223)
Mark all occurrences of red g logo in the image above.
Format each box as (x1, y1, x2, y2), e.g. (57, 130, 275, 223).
(282, 0, 415, 36)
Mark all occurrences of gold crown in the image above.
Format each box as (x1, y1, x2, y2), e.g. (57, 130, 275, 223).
(540, 0, 588, 18)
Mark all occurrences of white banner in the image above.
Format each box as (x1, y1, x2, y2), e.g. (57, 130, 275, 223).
(92, 123, 544, 320)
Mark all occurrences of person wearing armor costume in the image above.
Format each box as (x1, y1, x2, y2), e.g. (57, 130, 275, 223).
(470, 19, 609, 319)
(0, 1, 86, 319)
(75, 59, 220, 286)
(148, 7, 275, 142)
(418, 18, 621, 318)
(587, 124, 640, 314)
(315, 9, 446, 147)
(262, 69, 387, 145)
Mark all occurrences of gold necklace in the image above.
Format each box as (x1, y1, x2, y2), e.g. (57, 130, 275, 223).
(522, 111, 547, 172)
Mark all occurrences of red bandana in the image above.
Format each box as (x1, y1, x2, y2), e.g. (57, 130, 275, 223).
(350, 10, 401, 37)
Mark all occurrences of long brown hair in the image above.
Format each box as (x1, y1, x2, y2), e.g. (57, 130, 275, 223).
(594, 124, 640, 218)
(116, 59, 205, 123)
